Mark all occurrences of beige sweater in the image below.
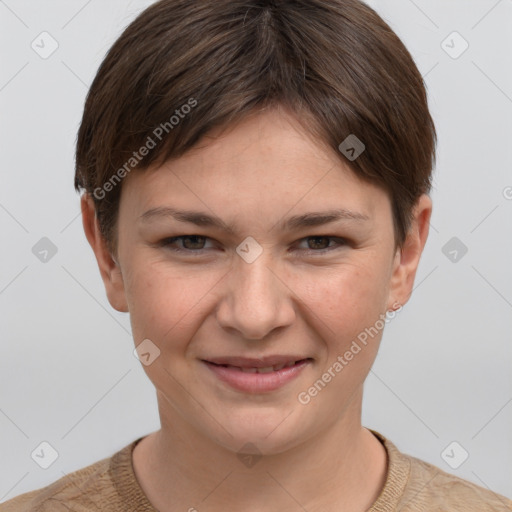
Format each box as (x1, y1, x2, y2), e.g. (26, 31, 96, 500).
(1, 431, 511, 511)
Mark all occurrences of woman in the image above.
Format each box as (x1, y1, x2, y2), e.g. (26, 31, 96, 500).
(2, 0, 510, 510)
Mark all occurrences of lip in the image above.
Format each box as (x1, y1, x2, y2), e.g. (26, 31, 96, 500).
(202, 355, 310, 368)
(201, 357, 313, 393)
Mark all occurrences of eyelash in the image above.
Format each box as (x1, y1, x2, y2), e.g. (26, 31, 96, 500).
(157, 235, 348, 256)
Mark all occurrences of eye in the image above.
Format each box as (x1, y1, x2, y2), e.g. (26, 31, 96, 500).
(159, 235, 215, 254)
(157, 234, 348, 256)
(295, 235, 348, 254)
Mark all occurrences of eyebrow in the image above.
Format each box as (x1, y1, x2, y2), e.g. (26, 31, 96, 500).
(138, 207, 370, 234)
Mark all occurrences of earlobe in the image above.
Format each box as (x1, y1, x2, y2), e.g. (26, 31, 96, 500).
(80, 194, 129, 313)
(387, 194, 432, 310)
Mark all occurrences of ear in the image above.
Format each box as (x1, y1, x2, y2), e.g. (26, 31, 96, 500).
(81, 193, 129, 313)
(387, 194, 432, 311)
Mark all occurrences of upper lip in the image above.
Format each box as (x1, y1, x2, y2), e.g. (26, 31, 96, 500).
(202, 355, 311, 368)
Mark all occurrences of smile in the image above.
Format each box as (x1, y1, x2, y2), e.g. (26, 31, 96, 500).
(210, 360, 302, 373)
(201, 358, 313, 393)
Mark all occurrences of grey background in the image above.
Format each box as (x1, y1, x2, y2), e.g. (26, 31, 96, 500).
(1, 0, 511, 503)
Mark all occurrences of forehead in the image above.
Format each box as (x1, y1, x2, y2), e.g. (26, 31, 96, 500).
(120, 109, 389, 225)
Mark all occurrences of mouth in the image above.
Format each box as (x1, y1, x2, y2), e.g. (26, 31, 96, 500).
(201, 357, 313, 393)
(204, 358, 311, 373)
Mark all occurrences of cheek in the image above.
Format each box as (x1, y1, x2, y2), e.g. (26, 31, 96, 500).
(124, 259, 223, 347)
(293, 262, 389, 353)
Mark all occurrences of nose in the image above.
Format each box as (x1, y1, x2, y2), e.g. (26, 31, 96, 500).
(215, 251, 296, 341)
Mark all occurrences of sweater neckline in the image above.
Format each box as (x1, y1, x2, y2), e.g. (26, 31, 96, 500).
(110, 429, 410, 512)
(367, 429, 411, 511)
(111, 437, 158, 511)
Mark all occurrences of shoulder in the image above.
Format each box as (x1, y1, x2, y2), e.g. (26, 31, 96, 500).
(369, 430, 512, 511)
(0, 444, 131, 512)
(377, 433, 512, 511)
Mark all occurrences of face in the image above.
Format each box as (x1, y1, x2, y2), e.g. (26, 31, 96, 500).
(84, 107, 431, 455)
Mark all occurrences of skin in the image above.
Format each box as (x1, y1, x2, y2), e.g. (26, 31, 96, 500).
(82, 106, 432, 512)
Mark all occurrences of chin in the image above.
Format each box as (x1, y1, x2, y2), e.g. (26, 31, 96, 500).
(203, 405, 311, 456)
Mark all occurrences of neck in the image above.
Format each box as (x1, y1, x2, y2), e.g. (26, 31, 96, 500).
(132, 387, 387, 512)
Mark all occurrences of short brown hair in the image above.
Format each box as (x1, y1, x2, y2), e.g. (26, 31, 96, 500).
(75, 0, 436, 257)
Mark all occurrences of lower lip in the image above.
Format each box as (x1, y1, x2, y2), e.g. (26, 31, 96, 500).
(202, 359, 312, 393)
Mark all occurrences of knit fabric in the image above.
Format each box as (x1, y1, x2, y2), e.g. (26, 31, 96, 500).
(1, 430, 511, 511)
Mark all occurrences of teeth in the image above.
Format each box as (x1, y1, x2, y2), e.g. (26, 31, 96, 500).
(226, 364, 254, 372)
(221, 361, 303, 373)
(240, 367, 258, 373)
